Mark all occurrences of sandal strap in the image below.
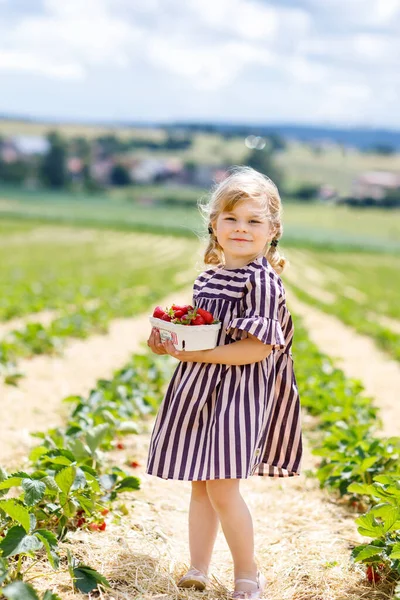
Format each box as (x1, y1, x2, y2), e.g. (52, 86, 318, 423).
(235, 578, 258, 585)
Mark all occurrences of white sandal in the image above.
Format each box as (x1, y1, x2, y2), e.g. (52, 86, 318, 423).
(230, 571, 267, 599)
(177, 567, 209, 591)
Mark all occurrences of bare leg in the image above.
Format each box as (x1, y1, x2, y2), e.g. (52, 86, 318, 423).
(188, 481, 220, 574)
(206, 479, 258, 594)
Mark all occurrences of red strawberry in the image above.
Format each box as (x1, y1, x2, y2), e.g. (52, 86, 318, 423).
(99, 521, 107, 531)
(191, 315, 206, 325)
(161, 314, 172, 322)
(153, 306, 165, 319)
(76, 517, 86, 527)
(101, 508, 110, 516)
(171, 304, 191, 312)
(130, 461, 141, 468)
(366, 565, 381, 584)
(196, 308, 214, 324)
(89, 523, 99, 531)
(173, 309, 186, 318)
(116, 442, 125, 450)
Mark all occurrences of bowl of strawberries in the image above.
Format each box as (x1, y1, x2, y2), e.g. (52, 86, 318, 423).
(149, 304, 222, 351)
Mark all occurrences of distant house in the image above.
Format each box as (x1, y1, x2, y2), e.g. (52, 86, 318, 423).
(90, 158, 115, 184)
(0, 135, 49, 162)
(189, 165, 229, 187)
(129, 157, 184, 184)
(352, 171, 400, 200)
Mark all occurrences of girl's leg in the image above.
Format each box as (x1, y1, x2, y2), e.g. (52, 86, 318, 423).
(188, 481, 220, 574)
(206, 479, 258, 593)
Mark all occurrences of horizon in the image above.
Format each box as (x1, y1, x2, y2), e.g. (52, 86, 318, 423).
(2, 113, 400, 135)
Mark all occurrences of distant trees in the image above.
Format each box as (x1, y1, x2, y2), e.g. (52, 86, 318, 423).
(110, 164, 131, 186)
(0, 158, 30, 183)
(40, 132, 67, 188)
(244, 147, 283, 189)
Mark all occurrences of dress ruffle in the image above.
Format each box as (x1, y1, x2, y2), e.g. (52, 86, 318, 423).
(225, 316, 286, 348)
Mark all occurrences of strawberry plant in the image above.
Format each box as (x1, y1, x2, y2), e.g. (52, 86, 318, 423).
(293, 316, 400, 593)
(0, 350, 174, 596)
(348, 474, 400, 582)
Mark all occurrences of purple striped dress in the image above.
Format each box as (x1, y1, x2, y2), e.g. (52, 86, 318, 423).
(146, 255, 303, 480)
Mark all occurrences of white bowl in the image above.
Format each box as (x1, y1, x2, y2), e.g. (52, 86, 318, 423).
(149, 316, 222, 351)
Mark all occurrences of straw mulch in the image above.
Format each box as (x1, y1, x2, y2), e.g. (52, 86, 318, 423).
(27, 415, 394, 600)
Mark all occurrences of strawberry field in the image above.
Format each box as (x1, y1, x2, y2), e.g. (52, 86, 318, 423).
(0, 212, 399, 599)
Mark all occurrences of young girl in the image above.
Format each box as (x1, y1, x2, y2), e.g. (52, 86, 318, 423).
(146, 165, 303, 599)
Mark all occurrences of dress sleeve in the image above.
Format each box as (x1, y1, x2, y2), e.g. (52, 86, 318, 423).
(225, 268, 286, 349)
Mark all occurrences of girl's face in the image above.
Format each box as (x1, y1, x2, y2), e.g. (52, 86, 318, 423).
(213, 199, 274, 266)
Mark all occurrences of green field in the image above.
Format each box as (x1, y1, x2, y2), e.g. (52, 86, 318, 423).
(0, 187, 399, 253)
(284, 247, 400, 362)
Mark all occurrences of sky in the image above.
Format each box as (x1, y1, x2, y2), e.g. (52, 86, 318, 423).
(0, 0, 399, 128)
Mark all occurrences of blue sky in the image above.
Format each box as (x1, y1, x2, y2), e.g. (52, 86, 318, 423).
(0, 0, 399, 127)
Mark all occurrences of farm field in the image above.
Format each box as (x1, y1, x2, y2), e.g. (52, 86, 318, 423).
(283, 248, 400, 362)
(0, 214, 399, 598)
(1, 188, 400, 252)
(0, 222, 199, 382)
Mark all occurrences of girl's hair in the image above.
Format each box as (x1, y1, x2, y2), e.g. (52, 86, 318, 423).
(197, 165, 287, 274)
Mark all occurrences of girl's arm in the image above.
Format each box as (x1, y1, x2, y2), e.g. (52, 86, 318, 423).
(162, 333, 273, 365)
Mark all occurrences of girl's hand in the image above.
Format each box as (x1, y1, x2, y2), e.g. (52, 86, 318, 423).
(147, 328, 168, 355)
(161, 339, 203, 362)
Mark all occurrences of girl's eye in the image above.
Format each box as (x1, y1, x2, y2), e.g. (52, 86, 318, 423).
(225, 218, 260, 223)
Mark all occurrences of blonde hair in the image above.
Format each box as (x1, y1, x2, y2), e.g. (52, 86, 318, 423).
(197, 165, 287, 274)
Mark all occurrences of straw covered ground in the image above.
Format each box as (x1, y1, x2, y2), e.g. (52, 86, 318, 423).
(1, 284, 398, 598)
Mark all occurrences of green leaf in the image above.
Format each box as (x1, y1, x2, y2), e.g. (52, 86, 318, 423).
(2, 581, 40, 600)
(55, 466, 76, 496)
(34, 529, 58, 548)
(75, 494, 94, 514)
(0, 525, 43, 558)
(389, 543, 400, 560)
(41, 476, 58, 492)
(0, 556, 9, 584)
(115, 476, 140, 493)
(0, 499, 31, 532)
(73, 565, 110, 593)
(347, 482, 375, 496)
(22, 479, 46, 506)
(352, 544, 384, 561)
(0, 477, 23, 491)
(48, 456, 72, 467)
(355, 512, 385, 537)
(29, 446, 49, 463)
(71, 468, 87, 491)
(35, 530, 59, 570)
(370, 504, 400, 532)
(0, 467, 8, 498)
(43, 592, 61, 600)
(86, 424, 110, 453)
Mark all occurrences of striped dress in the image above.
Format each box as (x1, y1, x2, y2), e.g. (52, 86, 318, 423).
(146, 255, 303, 480)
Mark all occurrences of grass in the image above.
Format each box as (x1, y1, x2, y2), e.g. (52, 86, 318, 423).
(0, 186, 399, 253)
(0, 227, 199, 321)
(278, 141, 400, 195)
(284, 247, 400, 361)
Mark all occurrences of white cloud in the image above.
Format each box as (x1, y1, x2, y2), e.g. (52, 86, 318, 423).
(0, 0, 142, 79)
(148, 37, 276, 89)
(0, 0, 398, 126)
(0, 50, 84, 80)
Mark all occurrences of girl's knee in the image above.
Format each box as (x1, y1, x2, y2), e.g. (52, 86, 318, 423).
(191, 480, 209, 499)
(206, 479, 240, 510)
